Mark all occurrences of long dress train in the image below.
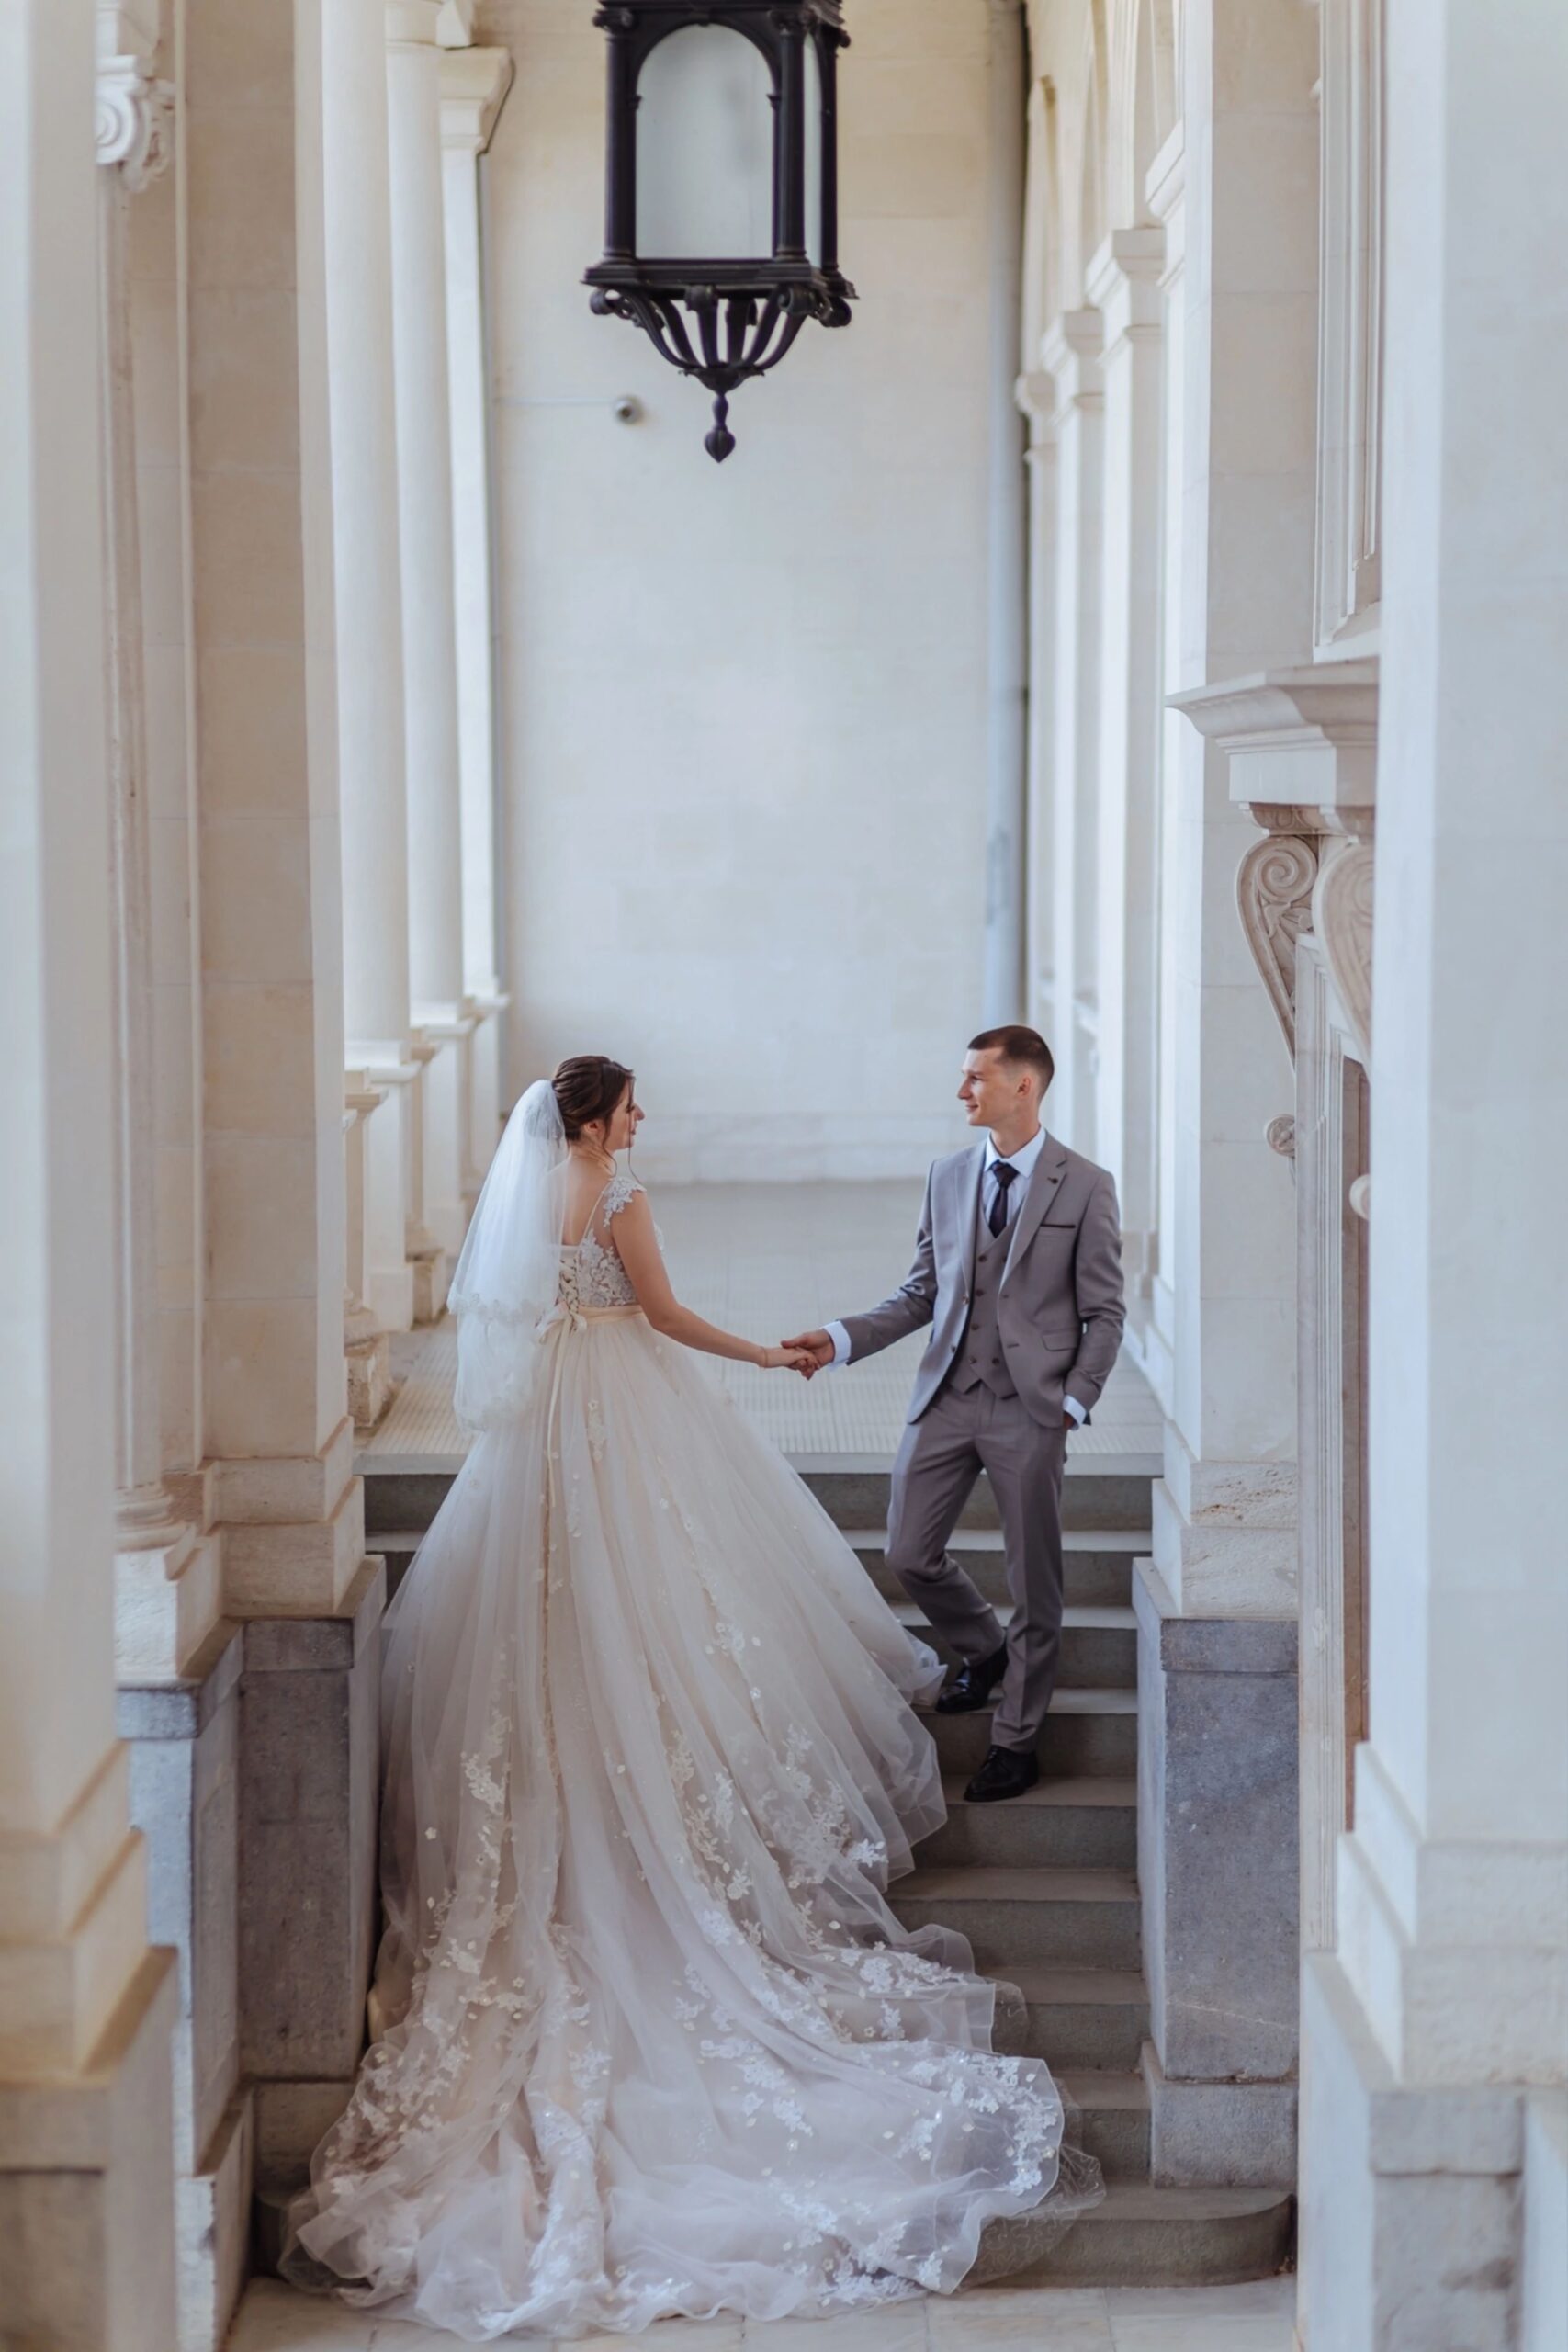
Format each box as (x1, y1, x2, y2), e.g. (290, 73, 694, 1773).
(283, 1172, 1099, 2338)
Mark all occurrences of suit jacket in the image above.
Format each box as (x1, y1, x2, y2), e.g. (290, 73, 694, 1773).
(841, 1136, 1126, 1427)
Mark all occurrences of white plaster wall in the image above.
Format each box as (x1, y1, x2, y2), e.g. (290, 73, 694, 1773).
(483, 0, 997, 1178)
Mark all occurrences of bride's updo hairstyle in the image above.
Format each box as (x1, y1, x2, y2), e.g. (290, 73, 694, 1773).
(553, 1055, 634, 1144)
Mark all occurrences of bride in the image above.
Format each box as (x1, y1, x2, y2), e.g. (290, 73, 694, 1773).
(284, 1055, 1099, 2338)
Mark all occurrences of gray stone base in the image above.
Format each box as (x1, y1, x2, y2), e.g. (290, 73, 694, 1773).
(253, 2077, 354, 2198)
(240, 1560, 384, 2173)
(1142, 2040, 1297, 2188)
(176, 2091, 253, 2352)
(1134, 1560, 1299, 2093)
(1523, 2094, 1568, 2352)
(1299, 1950, 1526, 2352)
(0, 1951, 180, 2352)
(119, 1620, 248, 2352)
(346, 1326, 392, 1432)
(118, 1621, 245, 2176)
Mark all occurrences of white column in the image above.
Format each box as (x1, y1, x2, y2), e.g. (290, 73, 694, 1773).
(981, 0, 1028, 1023)
(323, 0, 423, 1336)
(387, 0, 470, 1255)
(190, 0, 362, 1613)
(439, 40, 513, 1189)
(1018, 371, 1058, 1040)
(1040, 308, 1102, 1156)
(0, 1, 176, 2333)
(1334, 0, 1568, 2090)
(1146, 125, 1186, 1415)
(1089, 225, 1165, 1294)
(1156, 0, 1319, 1614)
(96, 10, 219, 1679)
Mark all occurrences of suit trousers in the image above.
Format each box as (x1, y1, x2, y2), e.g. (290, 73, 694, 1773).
(883, 1381, 1067, 1752)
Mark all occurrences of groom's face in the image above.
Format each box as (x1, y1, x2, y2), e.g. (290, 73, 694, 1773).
(959, 1048, 1035, 1132)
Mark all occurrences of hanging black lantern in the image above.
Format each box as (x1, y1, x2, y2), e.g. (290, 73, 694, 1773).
(585, 1, 854, 461)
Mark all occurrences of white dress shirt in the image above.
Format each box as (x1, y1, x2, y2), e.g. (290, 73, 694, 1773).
(823, 1127, 1088, 1423)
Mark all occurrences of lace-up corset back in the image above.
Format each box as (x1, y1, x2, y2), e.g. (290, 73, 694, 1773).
(558, 1170, 643, 1312)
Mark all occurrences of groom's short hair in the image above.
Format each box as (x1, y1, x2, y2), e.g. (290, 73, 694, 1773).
(969, 1024, 1055, 1093)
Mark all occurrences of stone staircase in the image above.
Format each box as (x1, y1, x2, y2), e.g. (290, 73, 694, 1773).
(360, 1448, 1293, 2290)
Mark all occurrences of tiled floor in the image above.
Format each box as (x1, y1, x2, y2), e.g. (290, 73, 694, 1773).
(231, 2276, 1298, 2351)
(364, 1182, 1165, 1470)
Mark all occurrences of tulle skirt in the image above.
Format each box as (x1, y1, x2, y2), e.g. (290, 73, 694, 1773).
(283, 1309, 1099, 2338)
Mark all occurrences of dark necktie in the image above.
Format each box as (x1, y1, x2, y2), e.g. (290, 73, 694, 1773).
(987, 1160, 1018, 1237)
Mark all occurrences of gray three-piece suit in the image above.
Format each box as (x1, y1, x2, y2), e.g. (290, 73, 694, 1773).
(840, 1136, 1126, 1752)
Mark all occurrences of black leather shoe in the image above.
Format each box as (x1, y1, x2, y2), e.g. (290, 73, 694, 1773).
(934, 1638, 1010, 1715)
(964, 1745, 1040, 1804)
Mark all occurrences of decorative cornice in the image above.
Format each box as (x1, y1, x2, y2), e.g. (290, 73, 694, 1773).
(96, 6, 173, 191)
(1169, 661, 1380, 829)
(439, 45, 514, 153)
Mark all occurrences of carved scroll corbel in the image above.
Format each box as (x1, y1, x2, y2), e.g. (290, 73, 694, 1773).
(1235, 805, 1324, 1157)
(1313, 837, 1374, 1063)
(96, 5, 175, 193)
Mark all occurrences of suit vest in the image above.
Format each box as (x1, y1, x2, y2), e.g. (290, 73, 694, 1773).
(946, 1207, 1018, 1399)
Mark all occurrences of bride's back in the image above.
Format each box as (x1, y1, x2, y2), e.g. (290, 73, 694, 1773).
(560, 1154, 626, 1250)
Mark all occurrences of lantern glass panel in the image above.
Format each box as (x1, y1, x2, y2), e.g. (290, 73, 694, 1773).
(803, 29, 823, 263)
(636, 26, 773, 260)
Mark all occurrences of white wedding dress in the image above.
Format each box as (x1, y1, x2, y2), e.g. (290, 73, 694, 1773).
(284, 1118, 1098, 2340)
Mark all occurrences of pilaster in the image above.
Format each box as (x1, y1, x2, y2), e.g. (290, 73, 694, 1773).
(439, 40, 513, 1196)
(1037, 307, 1103, 1160)
(1, 4, 177, 2339)
(1015, 368, 1058, 1042)
(1087, 227, 1165, 1297)
(388, 0, 471, 1260)
(186, 0, 362, 1623)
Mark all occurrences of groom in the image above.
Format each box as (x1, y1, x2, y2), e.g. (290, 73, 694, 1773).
(786, 1026, 1125, 1804)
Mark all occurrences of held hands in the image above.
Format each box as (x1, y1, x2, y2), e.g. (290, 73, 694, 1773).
(781, 1328, 835, 1376)
(760, 1344, 820, 1375)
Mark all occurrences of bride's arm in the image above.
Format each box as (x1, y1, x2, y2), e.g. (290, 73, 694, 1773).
(611, 1193, 807, 1369)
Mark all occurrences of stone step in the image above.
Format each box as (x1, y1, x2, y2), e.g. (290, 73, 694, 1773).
(986, 1963, 1150, 2071)
(889, 1866, 1141, 1971)
(1058, 2070, 1152, 2179)
(969, 2184, 1294, 2290)
(373, 1523, 1149, 1624)
(798, 1459, 1155, 1535)
(853, 1528, 1143, 1610)
(922, 1688, 1137, 1778)
(896, 1601, 1137, 1690)
(359, 1465, 1162, 1544)
(364, 1469, 457, 1538)
(259, 2174, 1294, 2298)
(916, 1776, 1136, 1871)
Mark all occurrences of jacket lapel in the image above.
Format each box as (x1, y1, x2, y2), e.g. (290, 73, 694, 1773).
(1003, 1137, 1069, 1287)
(953, 1146, 986, 1297)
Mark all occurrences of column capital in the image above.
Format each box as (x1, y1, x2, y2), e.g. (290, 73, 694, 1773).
(96, 5, 173, 191)
(1085, 226, 1166, 347)
(440, 45, 514, 153)
(1013, 368, 1056, 445)
(1038, 308, 1102, 411)
(387, 0, 444, 50)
